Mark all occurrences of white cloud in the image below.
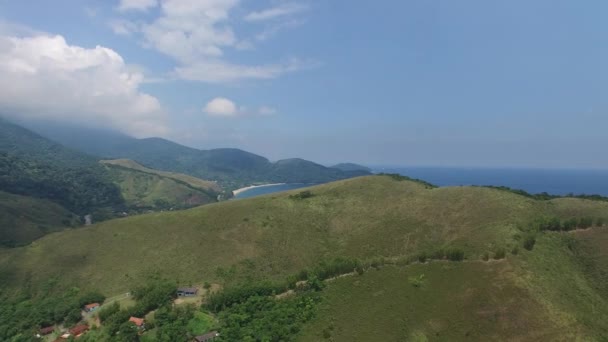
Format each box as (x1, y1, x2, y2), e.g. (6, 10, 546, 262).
(204, 97, 277, 117)
(0, 33, 167, 137)
(258, 106, 277, 116)
(244, 3, 308, 22)
(110, 0, 314, 83)
(108, 19, 138, 36)
(117, 0, 158, 12)
(204, 97, 238, 116)
(174, 57, 315, 83)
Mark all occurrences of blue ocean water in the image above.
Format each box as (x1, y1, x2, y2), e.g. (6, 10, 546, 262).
(234, 183, 314, 199)
(233, 168, 608, 199)
(375, 167, 608, 196)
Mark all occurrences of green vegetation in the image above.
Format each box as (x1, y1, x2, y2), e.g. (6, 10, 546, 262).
(0, 119, 124, 214)
(1, 175, 608, 340)
(330, 163, 372, 173)
(299, 262, 563, 341)
(377, 172, 437, 189)
(102, 159, 221, 210)
(0, 191, 79, 247)
(34, 124, 371, 189)
(0, 284, 104, 341)
(218, 293, 318, 341)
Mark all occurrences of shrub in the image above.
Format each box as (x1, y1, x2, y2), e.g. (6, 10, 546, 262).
(595, 217, 605, 227)
(289, 191, 314, 200)
(579, 217, 594, 229)
(445, 248, 465, 261)
(523, 236, 536, 251)
(482, 252, 490, 261)
(493, 248, 506, 260)
(408, 274, 426, 288)
(432, 249, 445, 260)
(511, 247, 519, 255)
(417, 252, 427, 263)
(562, 218, 578, 231)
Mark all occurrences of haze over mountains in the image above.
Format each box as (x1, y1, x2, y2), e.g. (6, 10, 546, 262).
(22, 120, 371, 189)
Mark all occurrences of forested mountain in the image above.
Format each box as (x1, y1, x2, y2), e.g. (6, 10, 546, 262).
(0, 118, 124, 215)
(25, 121, 371, 189)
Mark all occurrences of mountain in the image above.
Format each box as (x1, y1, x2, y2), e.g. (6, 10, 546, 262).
(1, 175, 608, 340)
(331, 162, 372, 173)
(101, 159, 223, 210)
(24, 121, 371, 189)
(0, 191, 80, 247)
(0, 117, 124, 215)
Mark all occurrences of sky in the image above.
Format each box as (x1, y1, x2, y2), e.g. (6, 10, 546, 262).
(0, 0, 607, 168)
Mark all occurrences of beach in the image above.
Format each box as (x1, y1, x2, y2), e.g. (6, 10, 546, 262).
(232, 183, 286, 196)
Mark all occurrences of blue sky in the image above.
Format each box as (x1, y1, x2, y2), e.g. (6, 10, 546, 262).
(0, 0, 607, 168)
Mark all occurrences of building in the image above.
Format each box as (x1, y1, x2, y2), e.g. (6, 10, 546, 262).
(83, 303, 100, 312)
(193, 331, 220, 342)
(177, 287, 198, 297)
(69, 324, 89, 337)
(129, 316, 145, 329)
(39, 326, 55, 335)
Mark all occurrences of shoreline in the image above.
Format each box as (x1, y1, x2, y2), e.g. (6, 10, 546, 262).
(232, 183, 287, 196)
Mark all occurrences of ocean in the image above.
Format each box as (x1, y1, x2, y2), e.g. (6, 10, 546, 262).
(233, 167, 608, 199)
(375, 167, 608, 196)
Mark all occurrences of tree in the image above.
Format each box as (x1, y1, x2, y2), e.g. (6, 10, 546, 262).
(117, 322, 139, 342)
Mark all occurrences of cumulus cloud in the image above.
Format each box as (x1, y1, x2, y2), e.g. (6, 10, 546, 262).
(204, 97, 238, 116)
(117, 0, 158, 12)
(0, 33, 167, 137)
(110, 0, 314, 83)
(244, 3, 308, 22)
(204, 97, 277, 117)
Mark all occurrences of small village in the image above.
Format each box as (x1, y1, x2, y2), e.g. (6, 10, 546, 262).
(34, 286, 220, 342)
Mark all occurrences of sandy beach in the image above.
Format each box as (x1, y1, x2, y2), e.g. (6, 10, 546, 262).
(232, 183, 286, 196)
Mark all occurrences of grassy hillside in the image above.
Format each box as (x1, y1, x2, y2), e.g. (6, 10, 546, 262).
(1, 175, 605, 294)
(0, 191, 79, 247)
(1, 175, 608, 340)
(101, 159, 222, 210)
(102, 159, 221, 193)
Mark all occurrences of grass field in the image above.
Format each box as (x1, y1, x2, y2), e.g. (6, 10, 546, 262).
(1, 176, 607, 295)
(0, 191, 79, 247)
(299, 261, 562, 341)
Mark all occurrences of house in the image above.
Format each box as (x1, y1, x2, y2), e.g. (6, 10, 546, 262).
(39, 326, 55, 335)
(177, 287, 198, 297)
(83, 302, 100, 312)
(193, 331, 220, 342)
(69, 324, 89, 337)
(129, 316, 145, 329)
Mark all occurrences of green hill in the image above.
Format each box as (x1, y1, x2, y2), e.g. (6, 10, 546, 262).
(1, 175, 608, 340)
(0, 191, 79, 247)
(26, 122, 371, 189)
(0, 118, 124, 215)
(101, 159, 223, 210)
(331, 162, 372, 173)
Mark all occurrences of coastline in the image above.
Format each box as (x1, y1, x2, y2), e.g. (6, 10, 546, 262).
(232, 183, 287, 196)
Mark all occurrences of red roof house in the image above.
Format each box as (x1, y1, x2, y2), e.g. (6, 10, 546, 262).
(69, 324, 89, 337)
(83, 303, 100, 312)
(129, 316, 145, 328)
